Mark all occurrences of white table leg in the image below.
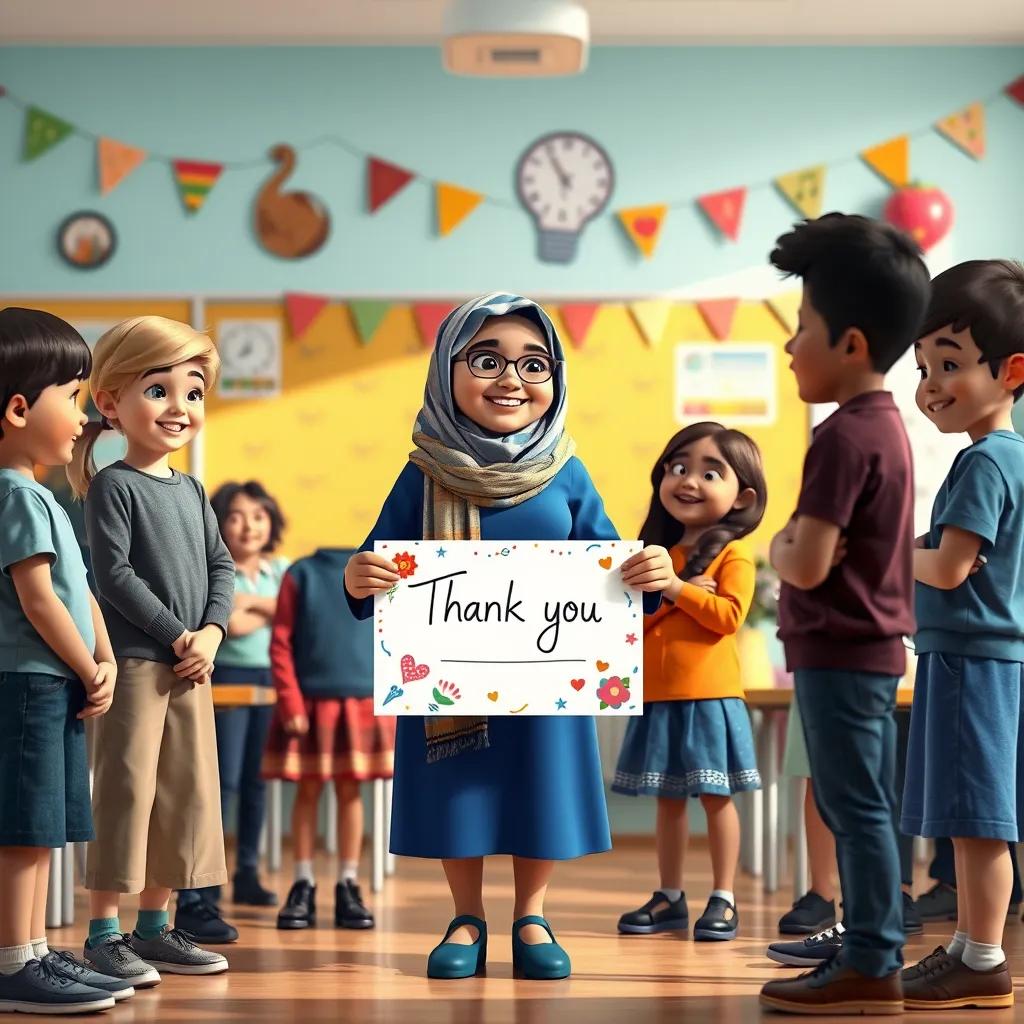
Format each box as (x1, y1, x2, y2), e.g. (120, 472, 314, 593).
(46, 846, 62, 929)
(793, 777, 808, 899)
(749, 710, 764, 878)
(267, 780, 282, 873)
(762, 710, 780, 893)
(372, 780, 384, 894)
(383, 778, 395, 877)
(324, 780, 337, 855)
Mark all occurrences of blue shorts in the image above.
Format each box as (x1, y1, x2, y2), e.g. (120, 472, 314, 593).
(902, 652, 1024, 842)
(0, 671, 94, 847)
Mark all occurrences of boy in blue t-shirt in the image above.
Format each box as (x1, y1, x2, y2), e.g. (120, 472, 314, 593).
(901, 260, 1024, 1011)
(0, 308, 127, 1014)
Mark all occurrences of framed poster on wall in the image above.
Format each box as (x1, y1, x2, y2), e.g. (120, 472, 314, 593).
(674, 343, 776, 426)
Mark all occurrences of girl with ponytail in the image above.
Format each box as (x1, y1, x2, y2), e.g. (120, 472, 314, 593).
(612, 421, 767, 944)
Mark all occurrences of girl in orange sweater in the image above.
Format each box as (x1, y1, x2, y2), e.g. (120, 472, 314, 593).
(614, 421, 766, 942)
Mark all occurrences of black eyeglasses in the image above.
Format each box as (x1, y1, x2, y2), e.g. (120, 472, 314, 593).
(453, 350, 561, 384)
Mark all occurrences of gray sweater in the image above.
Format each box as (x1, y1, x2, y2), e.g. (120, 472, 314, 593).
(85, 461, 235, 664)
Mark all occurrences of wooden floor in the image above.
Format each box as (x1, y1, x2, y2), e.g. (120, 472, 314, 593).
(46, 839, 1024, 1023)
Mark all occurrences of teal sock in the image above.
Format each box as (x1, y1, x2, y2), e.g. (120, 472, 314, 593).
(87, 917, 120, 949)
(135, 909, 169, 940)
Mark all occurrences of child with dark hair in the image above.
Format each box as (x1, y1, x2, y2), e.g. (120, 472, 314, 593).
(175, 481, 289, 942)
(758, 215, 930, 1015)
(612, 422, 766, 943)
(899, 259, 1024, 1011)
(0, 308, 131, 1013)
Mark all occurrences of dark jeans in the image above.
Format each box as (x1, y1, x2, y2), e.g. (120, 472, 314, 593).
(180, 693, 274, 904)
(796, 668, 903, 977)
(929, 837, 1023, 904)
(894, 709, 915, 888)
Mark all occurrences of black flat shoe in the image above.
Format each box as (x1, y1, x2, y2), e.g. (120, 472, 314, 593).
(335, 881, 374, 929)
(277, 880, 316, 930)
(694, 896, 738, 941)
(174, 898, 239, 944)
(617, 891, 689, 934)
(233, 868, 277, 907)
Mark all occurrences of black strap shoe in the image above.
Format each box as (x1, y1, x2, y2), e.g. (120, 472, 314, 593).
(694, 895, 738, 941)
(277, 880, 316, 930)
(618, 891, 689, 934)
(335, 880, 374, 929)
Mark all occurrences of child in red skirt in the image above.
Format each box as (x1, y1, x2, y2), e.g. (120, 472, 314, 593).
(262, 547, 395, 930)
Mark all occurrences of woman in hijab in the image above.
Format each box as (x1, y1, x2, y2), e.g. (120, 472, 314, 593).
(345, 294, 645, 980)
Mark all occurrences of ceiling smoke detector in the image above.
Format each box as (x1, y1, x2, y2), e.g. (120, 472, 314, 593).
(442, 1, 590, 77)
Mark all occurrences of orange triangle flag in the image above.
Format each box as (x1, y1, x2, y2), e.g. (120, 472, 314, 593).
(697, 187, 746, 242)
(98, 137, 147, 195)
(861, 136, 909, 188)
(774, 166, 826, 219)
(936, 102, 985, 160)
(617, 204, 668, 259)
(697, 299, 740, 341)
(413, 303, 453, 349)
(558, 304, 600, 349)
(436, 183, 483, 237)
(629, 300, 673, 347)
(284, 293, 329, 341)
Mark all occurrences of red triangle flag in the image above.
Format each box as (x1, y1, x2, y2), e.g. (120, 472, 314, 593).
(413, 303, 453, 349)
(559, 304, 600, 349)
(697, 187, 747, 242)
(1006, 75, 1024, 107)
(368, 157, 415, 213)
(285, 293, 330, 341)
(697, 298, 740, 341)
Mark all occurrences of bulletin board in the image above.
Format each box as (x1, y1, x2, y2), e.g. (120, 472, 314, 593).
(3, 296, 807, 560)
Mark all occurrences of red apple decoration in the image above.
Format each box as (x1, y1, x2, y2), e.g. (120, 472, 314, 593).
(884, 182, 954, 251)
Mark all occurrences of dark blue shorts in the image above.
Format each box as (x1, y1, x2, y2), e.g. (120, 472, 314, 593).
(0, 671, 94, 847)
(902, 652, 1024, 842)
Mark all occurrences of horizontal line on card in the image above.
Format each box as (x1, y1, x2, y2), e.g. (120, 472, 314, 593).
(440, 658, 587, 664)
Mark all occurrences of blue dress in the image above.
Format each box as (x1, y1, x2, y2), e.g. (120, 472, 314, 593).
(350, 457, 618, 860)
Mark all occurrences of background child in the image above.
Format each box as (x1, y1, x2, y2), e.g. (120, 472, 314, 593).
(0, 307, 128, 1014)
(176, 480, 289, 942)
(757, 214, 929, 1015)
(68, 316, 234, 986)
(613, 422, 765, 942)
(263, 546, 394, 931)
(900, 260, 1024, 1011)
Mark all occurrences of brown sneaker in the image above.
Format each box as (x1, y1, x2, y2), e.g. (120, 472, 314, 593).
(760, 957, 903, 1015)
(902, 947, 1013, 1011)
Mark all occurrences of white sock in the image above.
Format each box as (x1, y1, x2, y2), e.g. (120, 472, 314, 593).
(946, 930, 967, 960)
(962, 939, 1005, 972)
(711, 889, 735, 907)
(294, 859, 315, 885)
(30, 938, 48, 959)
(656, 888, 683, 903)
(339, 860, 359, 883)
(0, 944, 35, 976)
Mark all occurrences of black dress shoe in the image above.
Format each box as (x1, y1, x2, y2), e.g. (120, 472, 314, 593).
(233, 868, 277, 907)
(335, 880, 374, 929)
(693, 896, 738, 941)
(174, 897, 239, 944)
(277, 880, 316, 930)
(617, 891, 689, 934)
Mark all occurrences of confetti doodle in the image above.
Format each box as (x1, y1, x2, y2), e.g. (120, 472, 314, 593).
(383, 685, 403, 706)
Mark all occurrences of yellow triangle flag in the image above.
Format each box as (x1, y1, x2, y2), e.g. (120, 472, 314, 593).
(766, 292, 801, 335)
(774, 166, 826, 219)
(936, 102, 985, 160)
(617, 204, 668, 259)
(629, 300, 673, 347)
(98, 137, 148, 195)
(436, 183, 483, 237)
(861, 135, 909, 187)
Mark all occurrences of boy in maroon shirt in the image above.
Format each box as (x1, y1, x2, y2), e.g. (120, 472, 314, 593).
(759, 214, 929, 1015)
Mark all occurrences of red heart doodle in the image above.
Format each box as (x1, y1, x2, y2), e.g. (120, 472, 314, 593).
(570, 678, 585, 691)
(401, 655, 430, 685)
(633, 217, 659, 238)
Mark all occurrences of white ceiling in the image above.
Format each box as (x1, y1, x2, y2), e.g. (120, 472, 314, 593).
(3, 0, 1023, 45)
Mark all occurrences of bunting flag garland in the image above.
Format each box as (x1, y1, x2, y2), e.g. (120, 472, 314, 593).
(697, 187, 747, 242)
(413, 303, 453, 349)
(1006, 75, 1024, 106)
(436, 182, 483, 236)
(766, 292, 801, 335)
(172, 159, 224, 214)
(368, 157, 415, 213)
(24, 106, 72, 161)
(285, 293, 330, 341)
(936, 102, 986, 160)
(629, 300, 673, 347)
(558, 303, 600, 349)
(349, 300, 392, 345)
(98, 137, 148, 195)
(617, 204, 668, 259)
(860, 136, 909, 188)
(774, 165, 826, 220)
(697, 298, 740, 341)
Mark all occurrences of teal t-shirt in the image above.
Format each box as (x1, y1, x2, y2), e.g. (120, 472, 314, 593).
(0, 468, 96, 677)
(915, 430, 1024, 661)
(215, 556, 289, 670)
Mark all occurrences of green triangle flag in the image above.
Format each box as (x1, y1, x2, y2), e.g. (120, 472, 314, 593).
(24, 106, 73, 161)
(348, 301, 391, 345)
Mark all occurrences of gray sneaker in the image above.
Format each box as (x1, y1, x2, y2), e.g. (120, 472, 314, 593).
(128, 927, 228, 975)
(0, 957, 115, 1014)
(83, 934, 162, 988)
(44, 950, 135, 1001)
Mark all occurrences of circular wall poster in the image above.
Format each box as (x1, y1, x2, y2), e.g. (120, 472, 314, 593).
(57, 211, 116, 269)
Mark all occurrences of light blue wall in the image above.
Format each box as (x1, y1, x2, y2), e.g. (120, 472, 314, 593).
(1, 45, 1023, 295)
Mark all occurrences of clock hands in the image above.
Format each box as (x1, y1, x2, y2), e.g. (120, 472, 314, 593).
(545, 143, 572, 191)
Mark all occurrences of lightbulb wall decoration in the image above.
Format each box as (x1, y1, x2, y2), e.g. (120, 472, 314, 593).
(515, 131, 614, 264)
